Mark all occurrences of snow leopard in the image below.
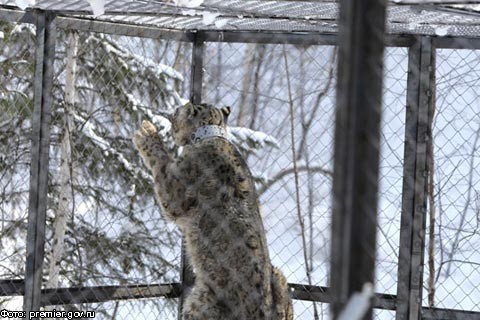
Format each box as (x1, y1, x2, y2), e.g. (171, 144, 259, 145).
(133, 102, 293, 320)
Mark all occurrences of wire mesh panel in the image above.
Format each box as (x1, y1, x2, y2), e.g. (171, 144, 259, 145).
(1, 2, 479, 319)
(376, 47, 408, 298)
(201, 42, 409, 319)
(39, 27, 193, 318)
(202, 42, 336, 319)
(0, 20, 36, 310)
(423, 48, 480, 312)
(374, 309, 397, 319)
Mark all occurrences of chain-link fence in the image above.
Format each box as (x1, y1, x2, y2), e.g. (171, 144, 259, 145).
(42, 30, 193, 319)
(1, 2, 480, 320)
(1, 19, 192, 318)
(0, 20, 36, 310)
(422, 48, 480, 313)
(202, 43, 336, 320)
(377, 47, 409, 298)
(201, 43, 408, 319)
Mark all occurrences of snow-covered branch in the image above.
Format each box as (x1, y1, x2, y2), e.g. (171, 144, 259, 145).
(228, 126, 280, 150)
(73, 112, 152, 182)
(125, 93, 172, 137)
(257, 164, 332, 196)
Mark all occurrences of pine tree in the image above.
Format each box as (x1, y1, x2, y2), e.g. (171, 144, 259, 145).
(0, 22, 185, 315)
(1, 22, 280, 317)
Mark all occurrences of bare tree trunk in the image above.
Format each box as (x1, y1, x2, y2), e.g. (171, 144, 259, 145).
(112, 301, 120, 319)
(248, 44, 266, 130)
(296, 48, 336, 160)
(173, 41, 188, 97)
(445, 121, 480, 277)
(257, 165, 332, 196)
(237, 44, 258, 127)
(283, 46, 320, 320)
(298, 47, 323, 318)
(46, 31, 78, 288)
(214, 42, 222, 105)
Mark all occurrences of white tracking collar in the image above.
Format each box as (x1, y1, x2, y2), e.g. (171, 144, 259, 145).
(190, 125, 228, 144)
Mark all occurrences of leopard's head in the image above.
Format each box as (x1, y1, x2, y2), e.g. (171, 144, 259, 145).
(171, 102, 231, 145)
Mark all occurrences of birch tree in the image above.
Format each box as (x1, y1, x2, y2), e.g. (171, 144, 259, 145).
(47, 30, 78, 289)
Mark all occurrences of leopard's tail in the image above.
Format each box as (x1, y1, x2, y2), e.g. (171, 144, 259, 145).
(271, 266, 293, 320)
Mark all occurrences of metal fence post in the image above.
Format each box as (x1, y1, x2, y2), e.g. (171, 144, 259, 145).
(23, 10, 56, 314)
(190, 32, 204, 105)
(395, 36, 435, 320)
(177, 31, 204, 320)
(330, 0, 386, 318)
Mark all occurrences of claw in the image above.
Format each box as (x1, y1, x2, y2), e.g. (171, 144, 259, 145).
(141, 120, 157, 136)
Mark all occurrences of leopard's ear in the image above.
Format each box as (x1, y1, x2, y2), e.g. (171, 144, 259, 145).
(221, 106, 231, 122)
(183, 102, 193, 110)
(184, 102, 197, 118)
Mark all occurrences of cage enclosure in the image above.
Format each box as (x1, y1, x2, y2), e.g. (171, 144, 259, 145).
(0, 1, 479, 319)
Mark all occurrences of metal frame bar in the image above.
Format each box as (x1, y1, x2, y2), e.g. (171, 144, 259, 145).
(421, 308, 480, 320)
(23, 9, 56, 314)
(0, 279, 25, 295)
(1, 280, 180, 304)
(190, 32, 205, 104)
(395, 36, 435, 320)
(5, 279, 480, 319)
(288, 284, 398, 310)
(40, 283, 181, 306)
(396, 37, 421, 320)
(56, 16, 195, 42)
(176, 32, 205, 320)
(409, 36, 435, 320)
(202, 30, 337, 46)
(0, 7, 35, 23)
(0, 3, 478, 320)
(330, 0, 386, 318)
(202, 30, 415, 47)
(432, 36, 480, 49)
(4, 7, 480, 49)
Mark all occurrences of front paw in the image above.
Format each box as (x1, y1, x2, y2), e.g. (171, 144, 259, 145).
(141, 120, 157, 136)
(133, 120, 159, 151)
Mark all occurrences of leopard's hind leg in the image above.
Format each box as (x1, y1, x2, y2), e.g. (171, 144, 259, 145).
(271, 266, 293, 320)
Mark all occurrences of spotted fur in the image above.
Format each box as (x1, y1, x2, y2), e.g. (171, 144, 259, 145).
(133, 103, 293, 320)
